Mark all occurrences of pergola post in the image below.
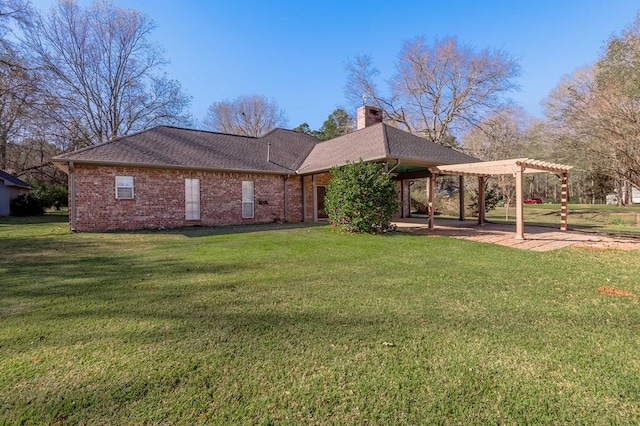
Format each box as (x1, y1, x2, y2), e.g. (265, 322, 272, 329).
(515, 166, 524, 239)
(560, 172, 568, 231)
(458, 176, 465, 221)
(428, 174, 436, 229)
(478, 176, 485, 225)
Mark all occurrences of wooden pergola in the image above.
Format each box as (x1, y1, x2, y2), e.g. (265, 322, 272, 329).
(429, 158, 573, 239)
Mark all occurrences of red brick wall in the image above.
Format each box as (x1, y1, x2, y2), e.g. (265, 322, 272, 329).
(71, 165, 303, 231)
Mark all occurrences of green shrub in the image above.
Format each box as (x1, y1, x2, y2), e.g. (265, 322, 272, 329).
(10, 194, 45, 216)
(325, 161, 398, 233)
(29, 183, 68, 209)
(467, 188, 500, 216)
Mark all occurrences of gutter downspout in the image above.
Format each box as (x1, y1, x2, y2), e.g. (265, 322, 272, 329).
(387, 159, 401, 174)
(68, 161, 76, 231)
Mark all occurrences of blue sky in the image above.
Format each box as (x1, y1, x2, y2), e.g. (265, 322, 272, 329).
(31, 0, 640, 130)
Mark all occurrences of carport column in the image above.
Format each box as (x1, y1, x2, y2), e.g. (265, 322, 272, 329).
(478, 176, 485, 225)
(458, 176, 465, 221)
(560, 172, 568, 231)
(400, 179, 406, 218)
(312, 175, 317, 222)
(428, 173, 436, 229)
(515, 166, 524, 239)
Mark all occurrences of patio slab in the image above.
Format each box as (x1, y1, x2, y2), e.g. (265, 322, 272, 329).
(392, 219, 640, 251)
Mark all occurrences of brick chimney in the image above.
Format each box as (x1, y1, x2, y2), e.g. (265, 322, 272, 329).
(356, 105, 383, 130)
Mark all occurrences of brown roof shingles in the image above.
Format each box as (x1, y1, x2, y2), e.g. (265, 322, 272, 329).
(52, 123, 480, 175)
(297, 124, 389, 174)
(53, 126, 319, 174)
(297, 123, 479, 173)
(383, 125, 480, 165)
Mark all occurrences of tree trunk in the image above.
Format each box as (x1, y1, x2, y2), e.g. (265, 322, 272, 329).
(0, 130, 7, 170)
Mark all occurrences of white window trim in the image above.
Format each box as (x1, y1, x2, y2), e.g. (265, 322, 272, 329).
(242, 180, 254, 219)
(185, 178, 200, 221)
(115, 176, 134, 199)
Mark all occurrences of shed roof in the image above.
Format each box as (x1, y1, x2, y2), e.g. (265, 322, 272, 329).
(0, 169, 31, 188)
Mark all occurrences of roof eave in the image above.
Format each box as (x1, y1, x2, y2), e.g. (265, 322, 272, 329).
(296, 154, 480, 175)
(296, 155, 390, 175)
(51, 158, 293, 176)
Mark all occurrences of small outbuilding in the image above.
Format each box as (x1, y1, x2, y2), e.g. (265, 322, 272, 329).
(0, 169, 32, 215)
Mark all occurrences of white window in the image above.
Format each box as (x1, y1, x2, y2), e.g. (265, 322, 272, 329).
(115, 176, 134, 199)
(242, 180, 254, 219)
(185, 178, 200, 220)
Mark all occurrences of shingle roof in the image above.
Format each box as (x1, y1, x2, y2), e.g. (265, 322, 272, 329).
(52, 126, 320, 174)
(52, 123, 480, 175)
(0, 169, 31, 188)
(297, 123, 479, 173)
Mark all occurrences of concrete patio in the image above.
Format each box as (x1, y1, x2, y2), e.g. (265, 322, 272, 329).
(392, 218, 640, 251)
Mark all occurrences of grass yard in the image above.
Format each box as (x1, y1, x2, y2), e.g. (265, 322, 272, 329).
(1, 215, 639, 424)
(485, 204, 640, 236)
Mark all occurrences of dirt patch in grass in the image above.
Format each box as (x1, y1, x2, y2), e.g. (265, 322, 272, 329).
(597, 287, 637, 298)
(576, 239, 640, 251)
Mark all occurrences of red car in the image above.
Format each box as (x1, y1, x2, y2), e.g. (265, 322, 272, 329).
(523, 198, 543, 204)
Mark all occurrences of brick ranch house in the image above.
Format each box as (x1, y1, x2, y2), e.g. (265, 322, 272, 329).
(52, 106, 479, 232)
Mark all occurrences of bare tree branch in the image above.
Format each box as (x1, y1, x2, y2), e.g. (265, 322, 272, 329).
(203, 95, 287, 137)
(345, 36, 520, 145)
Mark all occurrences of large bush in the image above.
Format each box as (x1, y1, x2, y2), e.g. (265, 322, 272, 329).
(10, 194, 45, 216)
(325, 161, 398, 233)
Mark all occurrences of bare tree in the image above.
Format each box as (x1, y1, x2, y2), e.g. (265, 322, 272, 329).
(22, 0, 192, 147)
(461, 107, 530, 217)
(0, 0, 36, 169)
(0, 52, 40, 169)
(546, 64, 640, 201)
(543, 14, 640, 204)
(0, 0, 31, 60)
(346, 37, 520, 145)
(203, 95, 287, 137)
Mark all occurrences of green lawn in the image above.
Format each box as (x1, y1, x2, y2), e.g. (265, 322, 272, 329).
(1, 215, 639, 424)
(485, 204, 640, 236)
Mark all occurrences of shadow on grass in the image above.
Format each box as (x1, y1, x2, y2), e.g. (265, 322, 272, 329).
(0, 238, 249, 299)
(0, 212, 68, 226)
(90, 221, 327, 238)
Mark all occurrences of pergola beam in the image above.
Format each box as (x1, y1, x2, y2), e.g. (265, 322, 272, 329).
(433, 158, 572, 176)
